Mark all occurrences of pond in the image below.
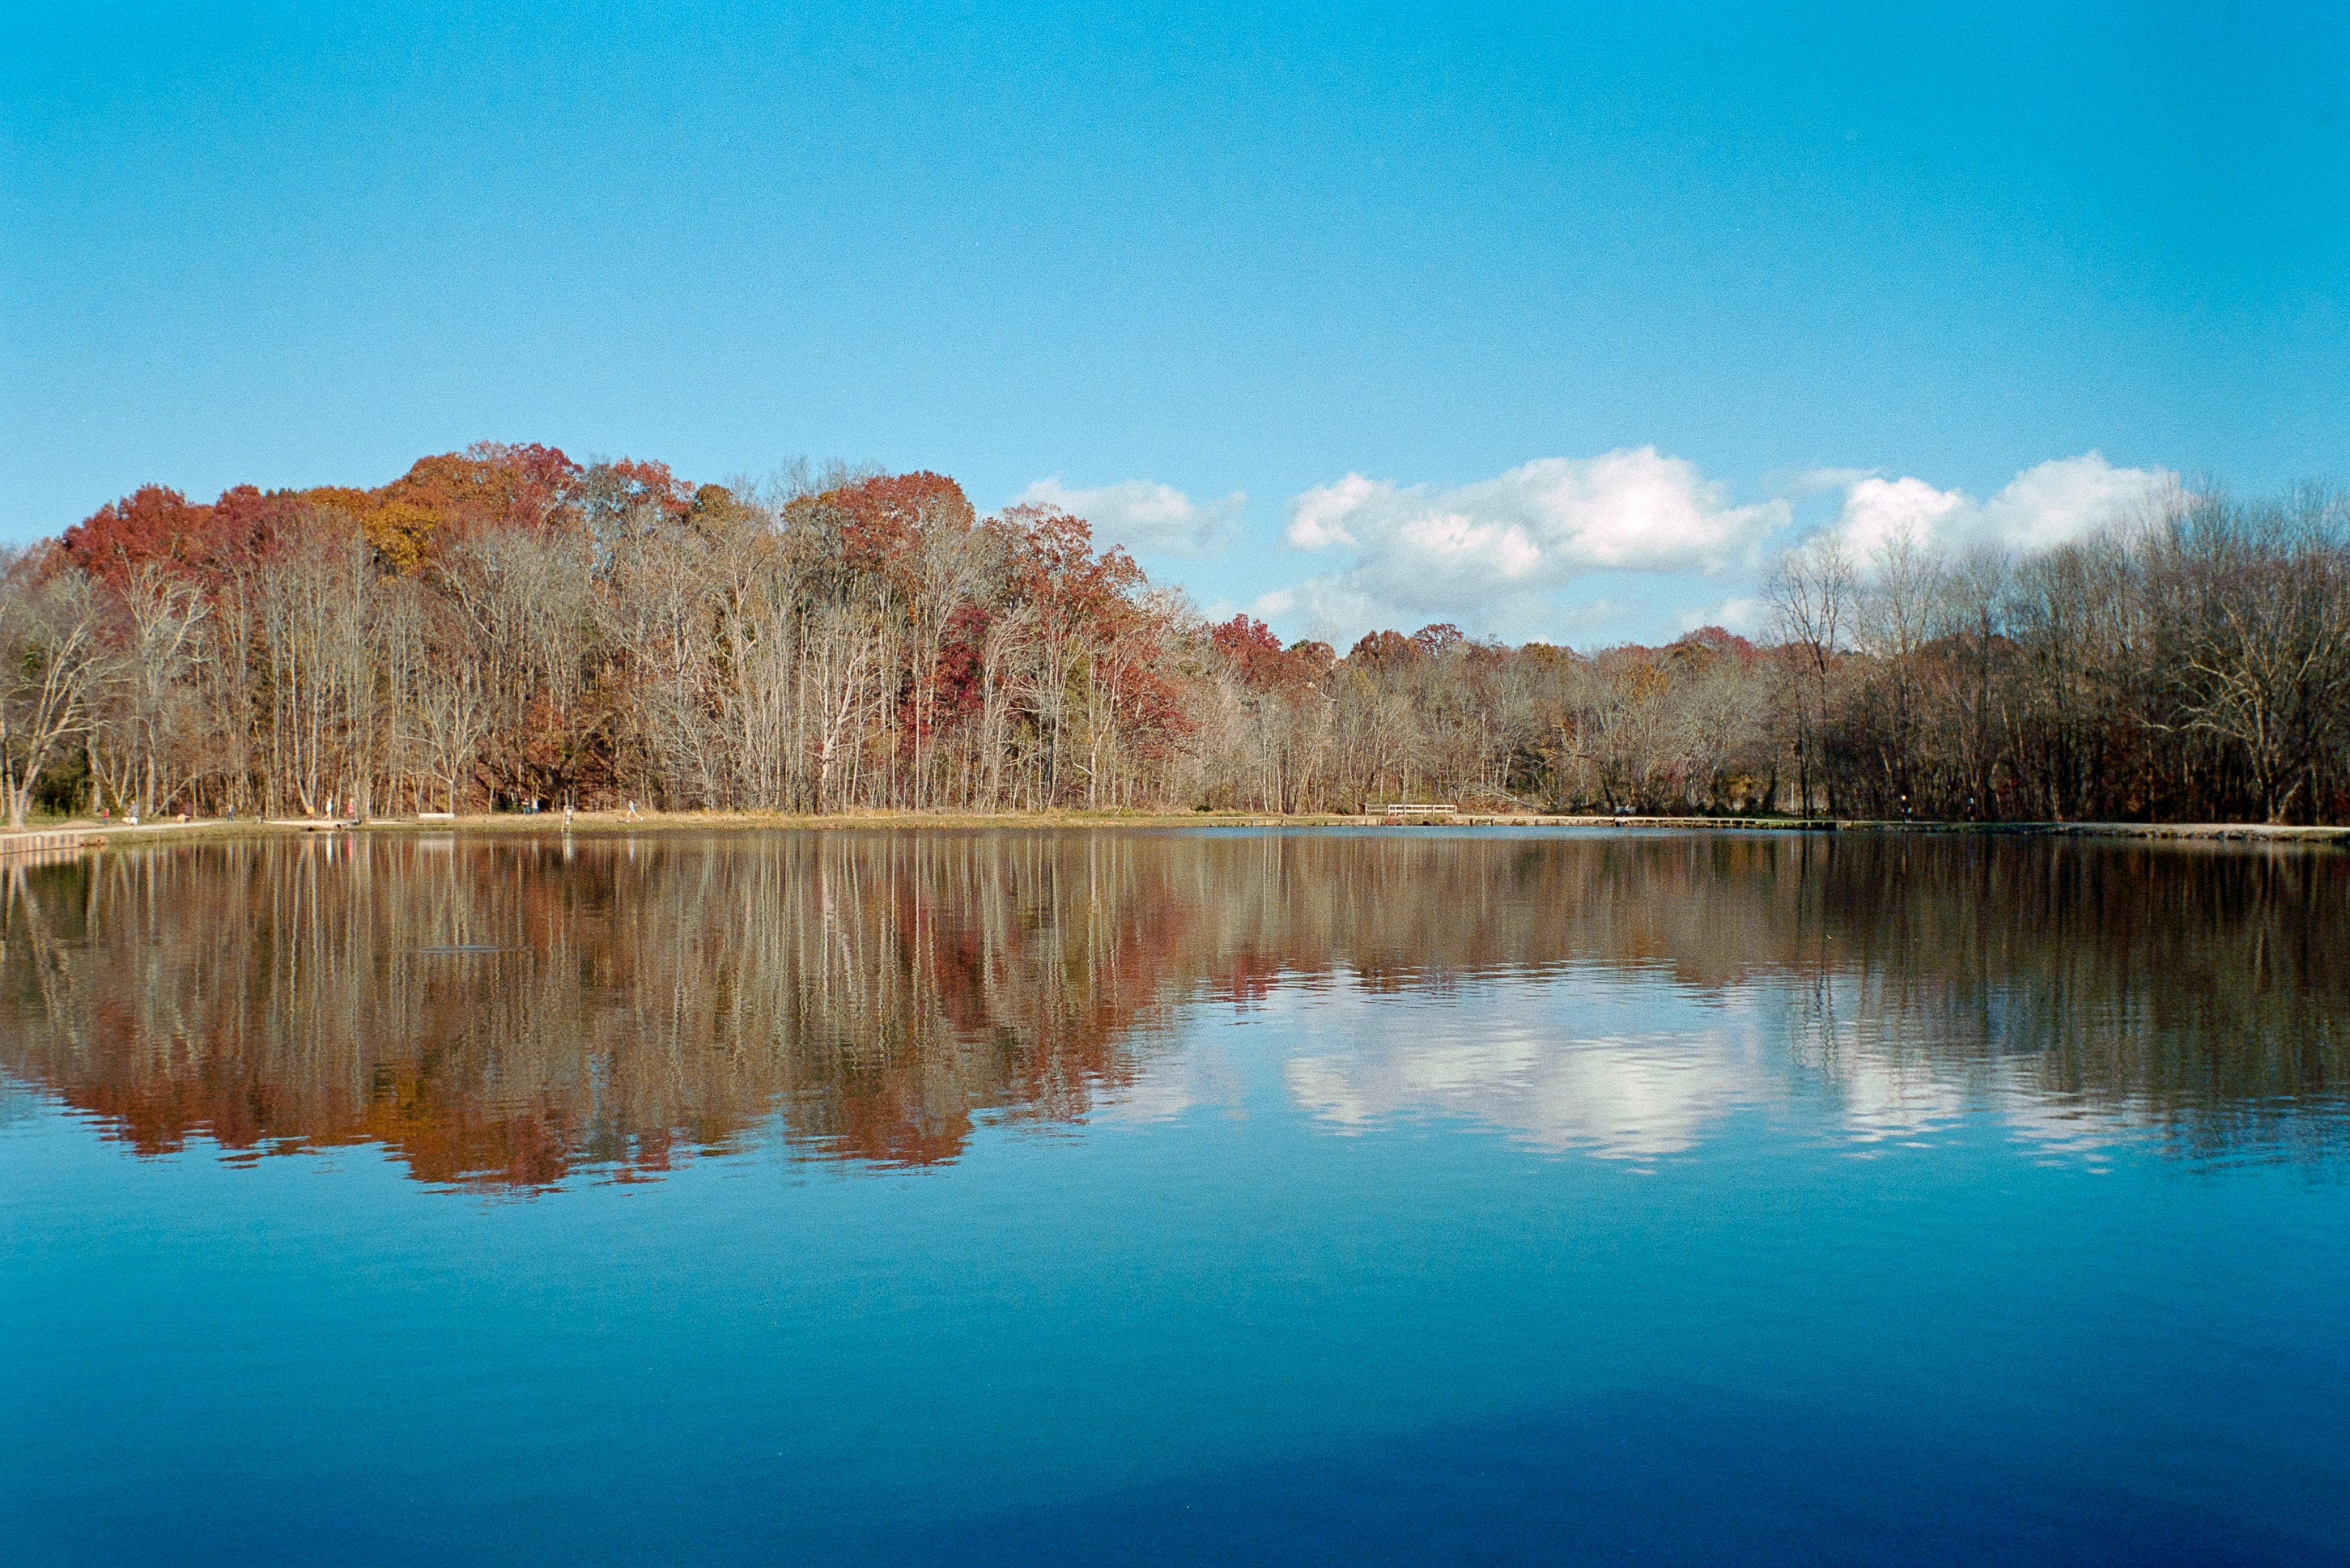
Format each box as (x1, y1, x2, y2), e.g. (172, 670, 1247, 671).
(4, 827, 2347, 1564)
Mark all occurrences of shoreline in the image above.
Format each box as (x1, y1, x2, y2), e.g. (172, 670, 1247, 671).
(6, 810, 2347, 856)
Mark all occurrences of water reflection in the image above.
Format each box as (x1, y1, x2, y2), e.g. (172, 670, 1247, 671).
(1279, 987, 1774, 1160)
(2, 830, 2344, 1186)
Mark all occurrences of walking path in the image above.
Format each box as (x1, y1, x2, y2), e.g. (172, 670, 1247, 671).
(2, 813, 2344, 856)
(0, 818, 238, 857)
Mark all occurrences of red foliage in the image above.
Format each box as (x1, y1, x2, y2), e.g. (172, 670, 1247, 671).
(206, 485, 317, 564)
(1111, 642, 1195, 759)
(383, 442, 583, 538)
(931, 601, 993, 728)
(1344, 623, 1471, 673)
(1212, 614, 1332, 693)
(597, 457, 691, 518)
(57, 485, 226, 584)
(1346, 628, 1419, 668)
(362, 443, 590, 568)
(62, 441, 587, 587)
(1411, 623, 1464, 656)
(1001, 504, 1144, 632)
(827, 471, 976, 572)
(1211, 614, 1284, 678)
(1285, 640, 1337, 678)
(1669, 625, 1759, 667)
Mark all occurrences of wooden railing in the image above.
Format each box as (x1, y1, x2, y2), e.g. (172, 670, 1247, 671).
(0, 828, 90, 858)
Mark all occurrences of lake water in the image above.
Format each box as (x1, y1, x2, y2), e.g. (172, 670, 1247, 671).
(4, 827, 2348, 1565)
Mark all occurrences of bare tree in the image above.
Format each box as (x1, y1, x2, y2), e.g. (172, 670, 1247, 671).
(0, 559, 111, 827)
(2161, 489, 2350, 822)
(1770, 534, 1855, 814)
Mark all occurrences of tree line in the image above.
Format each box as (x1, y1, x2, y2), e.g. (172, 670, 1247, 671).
(2, 442, 2345, 825)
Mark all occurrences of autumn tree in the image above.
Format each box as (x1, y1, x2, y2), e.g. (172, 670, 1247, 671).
(0, 554, 111, 826)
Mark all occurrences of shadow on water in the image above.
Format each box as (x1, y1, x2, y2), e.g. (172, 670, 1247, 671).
(2, 829, 2345, 1188)
(889, 1391, 2342, 1568)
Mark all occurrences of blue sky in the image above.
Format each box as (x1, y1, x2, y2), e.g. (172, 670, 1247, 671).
(5, 2, 2344, 647)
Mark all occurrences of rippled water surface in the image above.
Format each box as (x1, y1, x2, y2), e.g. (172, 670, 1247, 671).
(5, 828, 2348, 1564)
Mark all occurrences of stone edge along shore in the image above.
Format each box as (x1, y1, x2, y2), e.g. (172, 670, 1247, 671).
(6, 814, 2348, 856)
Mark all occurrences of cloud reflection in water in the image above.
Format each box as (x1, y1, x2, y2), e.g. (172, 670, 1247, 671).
(3, 828, 2344, 1186)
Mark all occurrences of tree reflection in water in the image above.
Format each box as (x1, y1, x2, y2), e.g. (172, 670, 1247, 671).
(2, 830, 2344, 1188)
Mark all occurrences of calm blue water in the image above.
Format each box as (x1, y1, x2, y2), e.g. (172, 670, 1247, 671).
(3, 829, 2347, 1564)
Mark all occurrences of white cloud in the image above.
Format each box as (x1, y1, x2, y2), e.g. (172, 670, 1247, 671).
(1981, 453, 2175, 553)
(1834, 453, 2174, 562)
(1235, 448, 2178, 650)
(1834, 474, 1972, 562)
(1553, 597, 1634, 640)
(1249, 589, 1296, 618)
(1285, 472, 1383, 550)
(1278, 982, 1774, 1161)
(1674, 595, 1769, 638)
(1272, 448, 1789, 643)
(1014, 477, 1243, 557)
(1787, 465, 1878, 496)
(1285, 448, 1781, 572)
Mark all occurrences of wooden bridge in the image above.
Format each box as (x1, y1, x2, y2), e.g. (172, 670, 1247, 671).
(0, 819, 239, 860)
(1375, 802, 1459, 822)
(0, 827, 91, 859)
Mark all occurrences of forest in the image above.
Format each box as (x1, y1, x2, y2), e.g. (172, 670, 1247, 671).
(2, 442, 2346, 826)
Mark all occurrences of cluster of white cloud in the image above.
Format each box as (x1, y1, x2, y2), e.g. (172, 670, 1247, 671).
(1014, 476, 1243, 558)
(1014, 449, 2178, 648)
(1273, 448, 1789, 640)
(1090, 963, 2147, 1166)
(1826, 453, 2176, 563)
(1265, 449, 2176, 644)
